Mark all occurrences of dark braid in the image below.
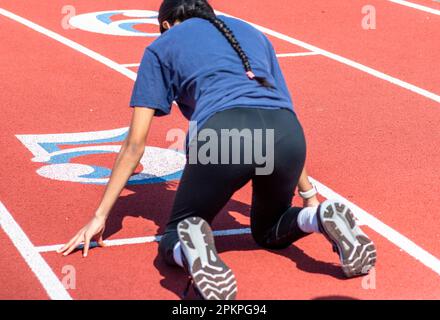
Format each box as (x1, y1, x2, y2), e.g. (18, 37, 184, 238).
(158, 0, 274, 89)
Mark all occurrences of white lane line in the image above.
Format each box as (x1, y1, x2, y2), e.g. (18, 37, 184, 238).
(388, 0, 440, 15)
(0, 201, 72, 300)
(2, 8, 440, 278)
(276, 52, 320, 58)
(310, 178, 440, 276)
(0, 8, 137, 81)
(121, 63, 140, 68)
(35, 228, 252, 253)
(120, 52, 320, 67)
(216, 10, 440, 104)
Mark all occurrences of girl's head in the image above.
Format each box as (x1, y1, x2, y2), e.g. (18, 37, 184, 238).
(158, 0, 274, 89)
(158, 0, 215, 33)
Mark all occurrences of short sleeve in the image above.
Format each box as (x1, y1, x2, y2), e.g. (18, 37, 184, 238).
(129, 48, 174, 116)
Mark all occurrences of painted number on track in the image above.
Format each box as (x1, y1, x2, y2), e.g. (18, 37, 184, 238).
(68, 10, 160, 37)
(16, 128, 186, 185)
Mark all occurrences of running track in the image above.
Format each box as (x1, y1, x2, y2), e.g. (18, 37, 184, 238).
(0, 0, 439, 299)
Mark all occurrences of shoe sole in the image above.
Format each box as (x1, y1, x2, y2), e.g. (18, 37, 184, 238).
(177, 217, 237, 300)
(318, 200, 377, 278)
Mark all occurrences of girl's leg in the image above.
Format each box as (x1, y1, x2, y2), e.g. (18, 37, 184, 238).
(249, 110, 309, 249)
(159, 107, 267, 267)
(158, 152, 251, 299)
(159, 107, 259, 299)
(249, 110, 376, 277)
(158, 155, 252, 267)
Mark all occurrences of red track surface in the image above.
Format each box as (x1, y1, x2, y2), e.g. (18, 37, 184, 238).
(0, 0, 439, 299)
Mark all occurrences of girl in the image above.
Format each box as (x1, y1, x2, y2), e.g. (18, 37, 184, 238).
(58, 0, 376, 300)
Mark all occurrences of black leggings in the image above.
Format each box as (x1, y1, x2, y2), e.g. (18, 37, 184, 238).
(159, 107, 309, 266)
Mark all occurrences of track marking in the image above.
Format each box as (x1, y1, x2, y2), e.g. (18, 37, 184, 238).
(0, 8, 137, 81)
(0, 201, 72, 300)
(215, 10, 440, 104)
(2, 7, 440, 280)
(35, 228, 252, 253)
(1, 7, 437, 103)
(388, 0, 440, 15)
(121, 63, 141, 68)
(120, 52, 320, 67)
(276, 52, 320, 58)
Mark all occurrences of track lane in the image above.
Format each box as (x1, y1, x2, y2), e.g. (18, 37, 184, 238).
(40, 232, 440, 299)
(0, 229, 49, 299)
(388, 0, 440, 14)
(211, 0, 440, 94)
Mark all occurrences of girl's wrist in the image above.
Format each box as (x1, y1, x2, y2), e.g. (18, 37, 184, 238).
(298, 183, 318, 200)
(95, 208, 109, 220)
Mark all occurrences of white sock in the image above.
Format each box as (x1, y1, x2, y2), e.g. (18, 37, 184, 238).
(173, 242, 184, 268)
(297, 206, 321, 234)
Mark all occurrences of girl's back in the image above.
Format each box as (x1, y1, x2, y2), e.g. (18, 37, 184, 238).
(130, 15, 294, 128)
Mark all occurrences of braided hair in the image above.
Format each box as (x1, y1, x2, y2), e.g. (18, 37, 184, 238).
(158, 0, 274, 89)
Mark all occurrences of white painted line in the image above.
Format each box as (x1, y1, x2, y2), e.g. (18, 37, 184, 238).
(0, 201, 72, 300)
(310, 177, 440, 276)
(388, 0, 440, 15)
(0, 8, 137, 81)
(37, 235, 160, 253)
(120, 52, 320, 68)
(121, 63, 140, 68)
(36, 228, 251, 253)
(276, 52, 320, 58)
(215, 10, 440, 104)
(3, 8, 440, 279)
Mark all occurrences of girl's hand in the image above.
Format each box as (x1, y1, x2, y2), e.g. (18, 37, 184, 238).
(303, 195, 320, 208)
(57, 215, 107, 257)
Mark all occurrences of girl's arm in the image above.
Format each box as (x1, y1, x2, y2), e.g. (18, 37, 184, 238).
(58, 107, 155, 257)
(95, 107, 155, 219)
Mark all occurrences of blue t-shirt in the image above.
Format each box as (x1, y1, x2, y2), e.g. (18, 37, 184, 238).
(130, 15, 294, 129)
